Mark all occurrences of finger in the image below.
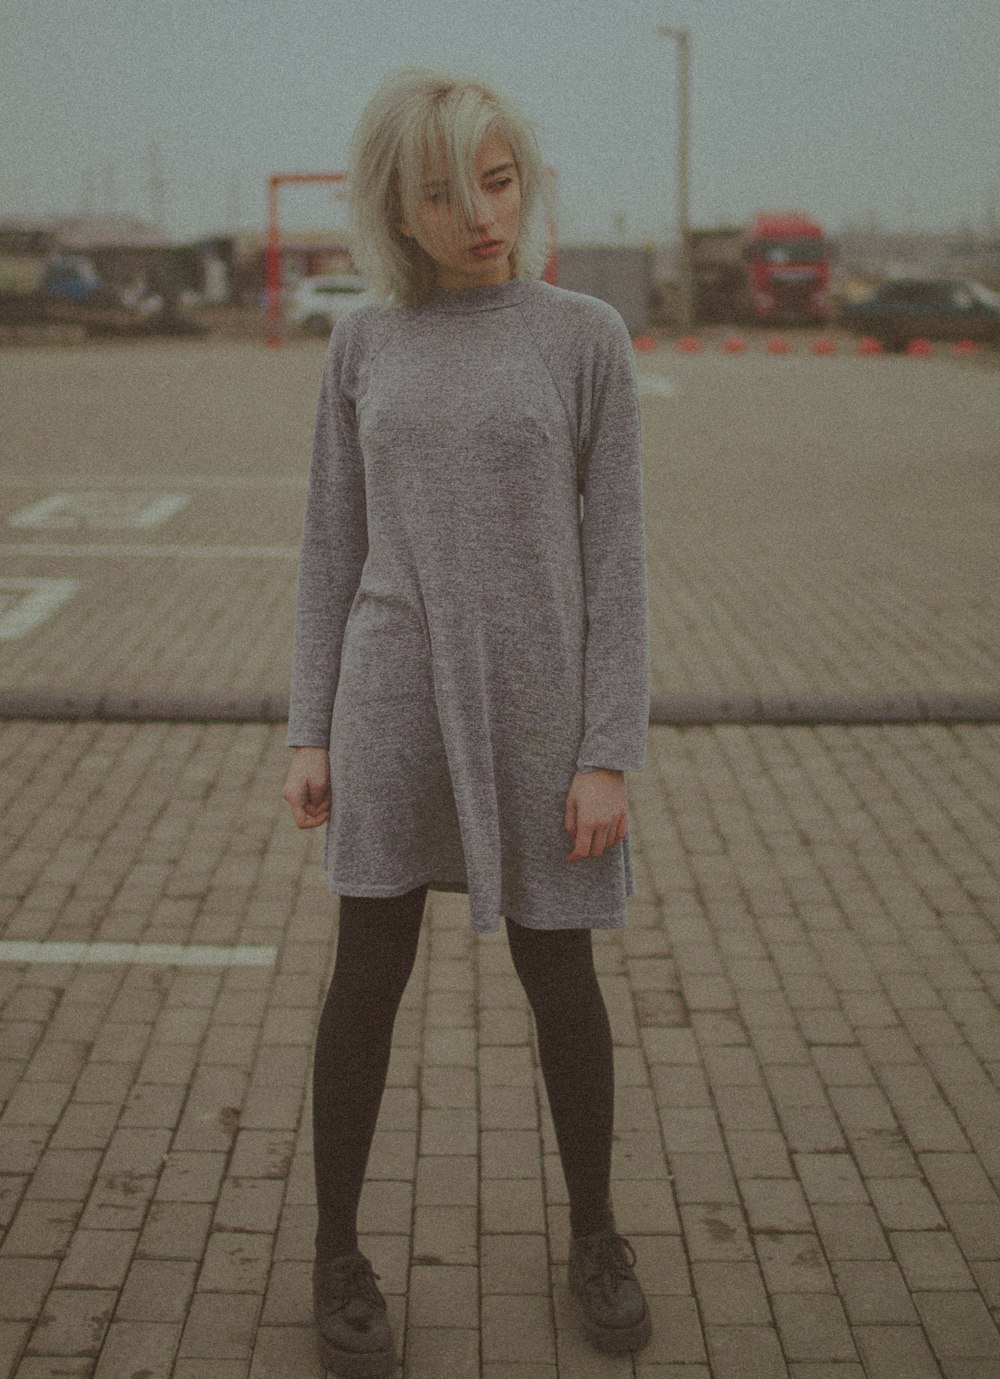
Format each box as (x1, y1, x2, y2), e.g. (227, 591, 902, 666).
(589, 824, 613, 859)
(564, 791, 577, 837)
(566, 821, 596, 862)
(615, 812, 628, 843)
(303, 782, 330, 816)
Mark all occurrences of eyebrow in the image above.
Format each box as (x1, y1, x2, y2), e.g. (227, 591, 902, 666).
(421, 162, 516, 191)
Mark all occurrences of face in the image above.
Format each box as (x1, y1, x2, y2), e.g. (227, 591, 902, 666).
(399, 129, 522, 290)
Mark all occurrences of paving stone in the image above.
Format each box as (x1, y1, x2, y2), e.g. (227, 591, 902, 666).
(136, 1201, 213, 1261)
(412, 1206, 478, 1267)
(177, 1293, 261, 1360)
(890, 1230, 977, 1291)
(115, 1259, 198, 1323)
(756, 1232, 834, 1293)
(415, 1154, 478, 1207)
(481, 1294, 557, 1364)
(12, 1358, 93, 1379)
(691, 1261, 770, 1325)
(405, 1326, 480, 1379)
(246, 1323, 324, 1377)
(868, 1176, 946, 1230)
(794, 1153, 869, 1205)
(741, 1179, 813, 1232)
(91, 1321, 180, 1378)
(628, 1295, 705, 1366)
(155, 1152, 227, 1203)
(939, 1199, 1000, 1260)
(833, 1259, 919, 1324)
(54, 1229, 136, 1289)
(854, 1324, 948, 1378)
(197, 1231, 272, 1293)
(480, 1233, 550, 1295)
(408, 1264, 479, 1329)
(771, 1293, 857, 1362)
(679, 1204, 752, 1262)
(25, 1289, 116, 1358)
(668, 1152, 740, 1205)
(0, 1258, 58, 1321)
(704, 1322, 787, 1379)
(213, 1177, 285, 1234)
(913, 1291, 1000, 1359)
(1, 1200, 80, 1258)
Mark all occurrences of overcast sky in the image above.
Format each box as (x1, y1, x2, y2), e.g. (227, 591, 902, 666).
(3, 0, 999, 243)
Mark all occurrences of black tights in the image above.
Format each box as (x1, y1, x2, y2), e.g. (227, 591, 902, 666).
(312, 884, 615, 1255)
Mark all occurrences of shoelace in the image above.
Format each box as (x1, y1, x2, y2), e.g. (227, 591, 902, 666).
(580, 1232, 638, 1303)
(318, 1255, 384, 1314)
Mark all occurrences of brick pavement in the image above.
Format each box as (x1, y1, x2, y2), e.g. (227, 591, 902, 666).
(2, 336, 1000, 1375)
(1, 718, 999, 1377)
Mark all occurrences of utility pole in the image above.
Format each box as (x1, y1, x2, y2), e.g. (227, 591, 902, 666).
(656, 24, 693, 332)
(149, 139, 167, 233)
(80, 166, 96, 217)
(100, 159, 117, 215)
(226, 169, 243, 234)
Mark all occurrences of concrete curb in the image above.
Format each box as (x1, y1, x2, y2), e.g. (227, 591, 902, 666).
(649, 690, 1000, 725)
(1, 689, 999, 726)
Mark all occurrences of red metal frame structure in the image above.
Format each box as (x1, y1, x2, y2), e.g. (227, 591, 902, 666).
(266, 172, 346, 347)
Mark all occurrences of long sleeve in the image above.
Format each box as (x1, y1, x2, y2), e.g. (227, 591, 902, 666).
(575, 310, 650, 773)
(286, 318, 369, 747)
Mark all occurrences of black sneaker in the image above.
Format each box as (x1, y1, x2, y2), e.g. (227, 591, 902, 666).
(312, 1250, 397, 1378)
(568, 1228, 653, 1353)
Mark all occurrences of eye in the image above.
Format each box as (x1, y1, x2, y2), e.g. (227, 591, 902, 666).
(489, 177, 513, 192)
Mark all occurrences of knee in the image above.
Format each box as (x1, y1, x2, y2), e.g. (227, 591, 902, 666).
(505, 920, 599, 1020)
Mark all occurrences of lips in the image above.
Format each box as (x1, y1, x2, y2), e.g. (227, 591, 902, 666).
(471, 239, 504, 255)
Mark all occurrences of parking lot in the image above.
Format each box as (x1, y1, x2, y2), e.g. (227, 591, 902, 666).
(1, 333, 998, 707)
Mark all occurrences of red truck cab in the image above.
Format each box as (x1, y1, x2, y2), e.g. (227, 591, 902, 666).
(744, 212, 832, 323)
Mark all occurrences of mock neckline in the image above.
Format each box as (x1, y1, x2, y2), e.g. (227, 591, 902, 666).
(427, 276, 530, 313)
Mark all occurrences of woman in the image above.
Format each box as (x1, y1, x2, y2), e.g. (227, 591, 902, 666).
(283, 68, 650, 1378)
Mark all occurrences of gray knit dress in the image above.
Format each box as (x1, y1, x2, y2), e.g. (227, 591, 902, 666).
(286, 275, 648, 933)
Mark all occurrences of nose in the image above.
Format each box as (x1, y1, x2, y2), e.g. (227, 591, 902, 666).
(471, 194, 494, 231)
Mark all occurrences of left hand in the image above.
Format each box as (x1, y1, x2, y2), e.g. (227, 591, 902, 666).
(564, 769, 628, 862)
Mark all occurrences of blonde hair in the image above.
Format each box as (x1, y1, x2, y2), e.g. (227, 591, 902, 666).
(348, 68, 551, 307)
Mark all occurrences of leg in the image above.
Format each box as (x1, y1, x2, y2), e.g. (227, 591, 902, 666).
(504, 919, 615, 1237)
(312, 885, 427, 1256)
(505, 918, 652, 1354)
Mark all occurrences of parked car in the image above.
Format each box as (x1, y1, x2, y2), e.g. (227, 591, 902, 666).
(287, 274, 368, 336)
(839, 276, 1000, 351)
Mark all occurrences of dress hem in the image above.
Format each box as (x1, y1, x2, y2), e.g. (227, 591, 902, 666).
(323, 869, 630, 933)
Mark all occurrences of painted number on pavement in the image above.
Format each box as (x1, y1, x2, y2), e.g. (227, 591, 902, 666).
(0, 577, 80, 640)
(9, 492, 190, 530)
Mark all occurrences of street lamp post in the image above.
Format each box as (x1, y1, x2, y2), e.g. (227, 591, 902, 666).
(656, 24, 693, 333)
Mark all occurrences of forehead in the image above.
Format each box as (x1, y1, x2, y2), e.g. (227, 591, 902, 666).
(421, 128, 515, 182)
(474, 129, 515, 172)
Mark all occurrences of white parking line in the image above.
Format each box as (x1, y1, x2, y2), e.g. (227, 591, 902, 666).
(0, 577, 80, 639)
(10, 492, 190, 530)
(0, 940, 277, 967)
(0, 543, 298, 559)
(0, 474, 303, 490)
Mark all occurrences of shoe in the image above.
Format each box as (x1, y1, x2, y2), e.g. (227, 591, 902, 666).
(312, 1250, 397, 1378)
(568, 1227, 653, 1354)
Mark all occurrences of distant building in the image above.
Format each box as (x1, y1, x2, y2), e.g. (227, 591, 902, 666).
(554, 243, 655, 333)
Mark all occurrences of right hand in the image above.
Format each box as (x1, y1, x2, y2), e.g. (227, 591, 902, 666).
(282, 747, 332, 829)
